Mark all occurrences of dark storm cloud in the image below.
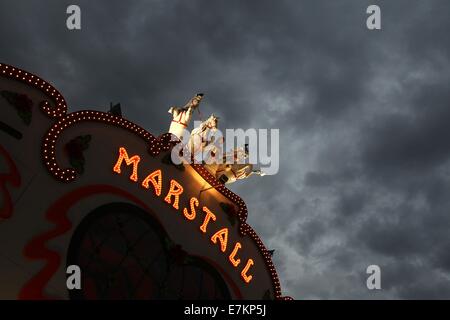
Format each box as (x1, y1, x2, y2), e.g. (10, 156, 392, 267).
(361, 103, 450, 181)
(304, 172, 332, 188)
(335, 191, 368, 217)
(2, 0, 450, 299)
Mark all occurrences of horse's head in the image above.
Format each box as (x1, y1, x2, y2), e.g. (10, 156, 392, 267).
(205, 113, 219, 129)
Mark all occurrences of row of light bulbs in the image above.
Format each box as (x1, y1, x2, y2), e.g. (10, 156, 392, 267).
(1, 61, 291, 300)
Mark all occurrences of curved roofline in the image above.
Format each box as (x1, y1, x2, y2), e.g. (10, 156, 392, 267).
(0, 62, 292, 300)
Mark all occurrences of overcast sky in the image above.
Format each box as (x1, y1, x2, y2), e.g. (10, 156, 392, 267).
(1, 0, 450, 299)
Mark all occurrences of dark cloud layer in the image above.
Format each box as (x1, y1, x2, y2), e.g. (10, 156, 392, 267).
(1, 0, 450, 299)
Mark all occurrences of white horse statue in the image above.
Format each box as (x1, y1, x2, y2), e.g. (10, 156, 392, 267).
(188, 114, 222, 163)
(167, 95, 266, 185)
(213, 145, 266, 184)
(168, 93, 203, 140)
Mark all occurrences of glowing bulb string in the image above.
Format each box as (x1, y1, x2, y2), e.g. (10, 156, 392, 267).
(0, 62, 292, 300)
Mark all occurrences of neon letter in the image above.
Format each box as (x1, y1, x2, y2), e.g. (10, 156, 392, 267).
(164, 179, 184, 209)
(200, 206, 216, 233)
(113, 147, 140, 182)
(141, 169, 162, 196)
(183, 197, 199, 220)
(241, 259, 254, 283)
(210, 228, 228, 252)
(229, 242, 242, 267)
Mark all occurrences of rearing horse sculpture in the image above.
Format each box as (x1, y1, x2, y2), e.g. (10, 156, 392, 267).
(213, 145, 266, 184)
(167, 95, 266, 185)
(187, 114, 222, 163)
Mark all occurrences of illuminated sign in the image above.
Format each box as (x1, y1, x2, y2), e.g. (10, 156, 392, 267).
(113, 146, 254, 284)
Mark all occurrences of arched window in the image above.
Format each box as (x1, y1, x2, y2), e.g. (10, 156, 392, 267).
(67, 202, 231, 300)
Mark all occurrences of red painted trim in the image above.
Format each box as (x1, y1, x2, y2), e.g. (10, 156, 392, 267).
(171, 119, 188, 127)
(19, 184, 244, 300)
(0, 145, 21, 219)
(19, 185, 151, 300)
(1, 62, 290, 300)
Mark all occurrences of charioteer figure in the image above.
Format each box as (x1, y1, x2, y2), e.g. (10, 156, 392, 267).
(168, 93, 204, 140)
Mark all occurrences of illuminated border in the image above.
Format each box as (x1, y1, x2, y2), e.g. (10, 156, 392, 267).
(0, 63, 67, 118)
(0, 62, 292, 300)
